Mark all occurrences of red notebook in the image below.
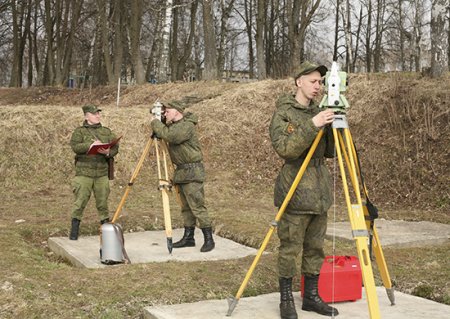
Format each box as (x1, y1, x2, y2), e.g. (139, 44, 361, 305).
(87, 136, 122, 155)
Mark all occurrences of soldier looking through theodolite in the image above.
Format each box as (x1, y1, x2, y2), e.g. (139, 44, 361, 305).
(269, 61, 339, 319)
(150, 100, 215, 253)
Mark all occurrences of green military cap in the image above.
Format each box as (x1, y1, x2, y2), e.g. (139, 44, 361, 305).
(293, 61, 328, 80)
(82, 104, 102, 114)
(164, 100, 185, 113)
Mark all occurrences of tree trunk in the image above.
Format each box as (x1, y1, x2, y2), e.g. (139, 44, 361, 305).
(129, 0, 146, 84)
(169, 0, 180, 82)
(288, 0, 321, 72)
(43, 0, 55, 85)
(430, 0, 449, 78)
(175, 0, 198, 80)
(202, 0, 218, 80)
(9, 0, 30, 87)
(244, 0, 254, 79)
(340, 0, 353, 72)
(217, 0, 236, 79)
(365, 0, 372, 72)
(333, 0, 339, 62)
(158, 0, 173, 82)
(398, 0, 405, 71)
(256, 0, 266, 79)
(373, 0, 383, 72)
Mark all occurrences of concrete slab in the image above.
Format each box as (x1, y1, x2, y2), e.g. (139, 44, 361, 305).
(48, 228, 258, 268)
(326, 220, 450, 247)
(143, 287, 450, 319)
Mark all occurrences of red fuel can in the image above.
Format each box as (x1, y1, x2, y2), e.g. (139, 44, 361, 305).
(300, 255, 362, 303)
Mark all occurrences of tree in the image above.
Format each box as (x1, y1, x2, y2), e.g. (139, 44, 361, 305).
(287, 0, 322, 72)
(217, 0, 236, 78)
(9, 0, 31, 87)
(256, 0, 266, 79)
(170, 0, 198, 81)
(430, 0, 449, 77)
(129, 0, 146, 84)
(202, 0, 218, 80)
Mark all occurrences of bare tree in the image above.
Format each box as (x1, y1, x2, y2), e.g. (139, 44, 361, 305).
(129, 0, 146, 84)
(9, 0, 31, 87)
(339, 0, 353, 72)
(256, 0, 266, 79)
(242, 0, 255, 78)
(288, 0, 322, 72)
(430, 0, 449, 77)
(170, 0, 198, 81)
(217, 0, 236, 78)
(202, 0, 218, 80)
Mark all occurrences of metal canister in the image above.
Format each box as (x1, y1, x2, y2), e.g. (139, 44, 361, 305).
(100, 223, 124, 264)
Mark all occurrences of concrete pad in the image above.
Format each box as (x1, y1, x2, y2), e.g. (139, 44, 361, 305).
(143, 287, 450, 319)
(48, 228, 258, 268)
(326, 220, 450, 247)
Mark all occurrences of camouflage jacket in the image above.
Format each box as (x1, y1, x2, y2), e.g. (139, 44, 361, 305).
(269, 94, 334, 214)
(151, 112, 205, 184)
(70, 121, 119, 178)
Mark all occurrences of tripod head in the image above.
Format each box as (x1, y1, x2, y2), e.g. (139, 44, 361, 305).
(319, 61, 349, 114)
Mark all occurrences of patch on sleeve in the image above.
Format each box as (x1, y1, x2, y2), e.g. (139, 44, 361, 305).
(286, 122, 296, 134)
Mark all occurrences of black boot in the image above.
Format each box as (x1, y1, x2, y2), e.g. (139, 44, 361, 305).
(69, 218, 80, 240)
(173, 226, 196, 248)
(200, 227, 215, 252)
(302, 274, 339, 316)
(100, 218, 110, 225)
(279, 277, 298, 319)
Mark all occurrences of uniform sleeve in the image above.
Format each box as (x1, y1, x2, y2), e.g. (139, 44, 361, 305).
(70, 128, 91, 154)
(269, 108, 320, 160)
(151, 120, 194, 144)
(109, 130, 119, 158)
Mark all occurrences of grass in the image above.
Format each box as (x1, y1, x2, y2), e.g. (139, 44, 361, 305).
(1, 180, 449, 318)
(0, 76, 449, 318)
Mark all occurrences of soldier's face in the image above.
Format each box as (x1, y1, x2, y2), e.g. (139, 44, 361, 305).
(296, 71, 322, 100)
(164, 108, 182, 122)
(85, 111, 101, 125)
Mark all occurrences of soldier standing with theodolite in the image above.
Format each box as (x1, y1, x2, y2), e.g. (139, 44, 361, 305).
(269, 61, 338, 319)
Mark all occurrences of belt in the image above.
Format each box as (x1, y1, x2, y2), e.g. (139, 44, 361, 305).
(75, 156, 107, 163)
(285, 157, 324, 168)
(176, 162, 203, 169)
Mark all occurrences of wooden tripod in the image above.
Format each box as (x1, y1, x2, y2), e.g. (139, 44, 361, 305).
(111, 136, 175, 254)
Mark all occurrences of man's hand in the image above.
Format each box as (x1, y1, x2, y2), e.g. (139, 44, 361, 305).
(312, 109, 335, 128)
(97, 147, 110, 155)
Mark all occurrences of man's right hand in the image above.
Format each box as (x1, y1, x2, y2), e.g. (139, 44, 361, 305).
(312, 109, 335, 128)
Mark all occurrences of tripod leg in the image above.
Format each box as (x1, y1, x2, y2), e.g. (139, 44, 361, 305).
(160, 140, 182, 206)
(226, 130, 324, 316)
(155, 139, 173, 253)
(345, 129, 395, 305)
(111, 138, 154, 224)
(333, 128, 381, 319)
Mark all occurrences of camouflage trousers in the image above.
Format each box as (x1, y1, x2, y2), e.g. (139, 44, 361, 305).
(277, 212, 328, 278)
(71, 175, 110, 221)
(177, 182, 211, 228)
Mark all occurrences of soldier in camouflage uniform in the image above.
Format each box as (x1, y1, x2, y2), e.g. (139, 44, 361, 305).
(69, 104, 119, 240)
(150, 101, 214, 253)
(269, 61, 339, 319)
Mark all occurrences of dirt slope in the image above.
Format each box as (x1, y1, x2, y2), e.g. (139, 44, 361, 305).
(1, 74, 448, 214)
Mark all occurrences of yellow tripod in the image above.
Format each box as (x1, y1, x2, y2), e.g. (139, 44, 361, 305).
(111, 135, 175, 253)
(226, 116, 394, 318)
